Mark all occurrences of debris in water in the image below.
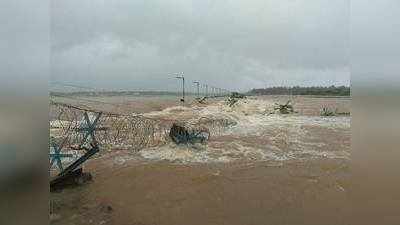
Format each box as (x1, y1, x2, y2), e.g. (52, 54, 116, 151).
(320, 107, 337, 116)
(197, 96, 208, 104)
(226, 92, 246, 107)
(274, 100, 294, 114)
(320, 107, 350, 116)
(50, 168, 92, 192)
(169, 122, 210, 144)
(231, 92, 246, 99)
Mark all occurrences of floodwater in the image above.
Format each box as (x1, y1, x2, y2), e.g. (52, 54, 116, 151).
(139, 97, 350, 164)
(50, 95, 351, 225)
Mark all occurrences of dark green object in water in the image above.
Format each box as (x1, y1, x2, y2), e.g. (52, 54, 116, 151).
(169, 123, 210, 144)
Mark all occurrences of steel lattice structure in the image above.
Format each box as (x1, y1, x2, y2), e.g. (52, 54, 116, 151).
(49, 99, 235, 183)
(50, 100, 172, 156)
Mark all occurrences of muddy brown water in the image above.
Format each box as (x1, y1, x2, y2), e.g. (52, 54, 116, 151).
(50, 159, 350, 225)
(50, 95, 350, 225)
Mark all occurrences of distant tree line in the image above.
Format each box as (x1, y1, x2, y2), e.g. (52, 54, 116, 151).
(248, 86, 350, 96)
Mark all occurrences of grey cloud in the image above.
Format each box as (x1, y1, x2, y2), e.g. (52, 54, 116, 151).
(51, 0, 349, 92)
(351, 0, 400, 86)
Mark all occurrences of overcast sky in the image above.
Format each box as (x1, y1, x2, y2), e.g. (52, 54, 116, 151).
(51, 0, 350, 92)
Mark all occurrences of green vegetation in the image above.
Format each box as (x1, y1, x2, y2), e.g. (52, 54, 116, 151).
(248, 86, 350, 96)
(226, 92, 247, 107)
(320, 107, 337, 116)
(320, 107, 351, 116)
(274, 100, 295, 114)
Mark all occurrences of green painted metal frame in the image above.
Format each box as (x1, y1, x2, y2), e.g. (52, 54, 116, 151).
(50, 111, 103, 185)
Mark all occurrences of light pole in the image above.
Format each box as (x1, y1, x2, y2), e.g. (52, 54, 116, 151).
(193, 81, 200, 99)
(175, 73, 185, 103)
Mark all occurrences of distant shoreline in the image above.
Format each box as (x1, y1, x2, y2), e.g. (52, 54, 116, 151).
(247, 94, 351, 99)
(50, 92, 351, 99)
(50, 86, 350, 98)
(247, 86, 350, 97)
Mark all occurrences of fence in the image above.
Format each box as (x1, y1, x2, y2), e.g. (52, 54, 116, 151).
(49, 99, 235, 175)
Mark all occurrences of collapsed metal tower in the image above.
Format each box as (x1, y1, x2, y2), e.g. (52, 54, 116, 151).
(49, 99, 234, 189)
(49, 101, 171, 189)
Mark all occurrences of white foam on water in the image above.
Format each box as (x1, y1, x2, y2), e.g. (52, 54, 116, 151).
(139, 141, 294, 164)
(140, 143, 223, 163)
(138, 98, 350, 164)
